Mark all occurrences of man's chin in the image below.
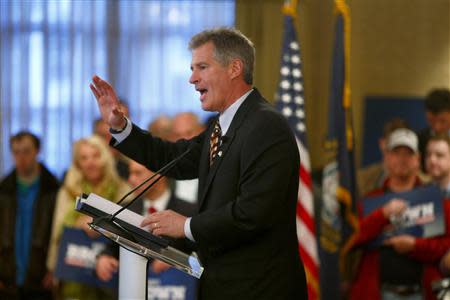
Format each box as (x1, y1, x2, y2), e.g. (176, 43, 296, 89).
(201, 102, 213, 112)
(428, 170, 438, 177)
(396, 173, 415, 181)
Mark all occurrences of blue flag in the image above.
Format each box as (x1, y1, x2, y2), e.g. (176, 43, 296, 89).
(319, 1, 358, 299)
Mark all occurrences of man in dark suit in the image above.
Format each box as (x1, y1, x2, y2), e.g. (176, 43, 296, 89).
(90, 27, 307, 300)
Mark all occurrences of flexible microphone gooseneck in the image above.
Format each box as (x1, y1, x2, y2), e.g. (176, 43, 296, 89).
(92, 146, 192, 226)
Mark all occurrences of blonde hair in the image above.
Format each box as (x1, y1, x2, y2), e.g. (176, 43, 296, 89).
(63, 135, 122, 196)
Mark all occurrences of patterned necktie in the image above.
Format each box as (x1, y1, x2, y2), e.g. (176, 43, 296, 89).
(209, 119, 222, 166)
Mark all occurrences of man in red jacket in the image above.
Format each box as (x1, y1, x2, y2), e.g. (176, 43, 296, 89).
(350, 128, 450, 300)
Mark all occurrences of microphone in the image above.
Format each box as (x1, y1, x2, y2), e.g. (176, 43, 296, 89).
(92, 146, 193, 225)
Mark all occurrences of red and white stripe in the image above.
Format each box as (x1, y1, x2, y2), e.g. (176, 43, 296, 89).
(296, 137, 319, 300)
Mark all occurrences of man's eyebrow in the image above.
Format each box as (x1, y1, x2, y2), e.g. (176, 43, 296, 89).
(191, 62, 205, 70)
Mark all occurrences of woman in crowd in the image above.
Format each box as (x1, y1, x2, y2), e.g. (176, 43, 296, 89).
(47, 135, 129, 299)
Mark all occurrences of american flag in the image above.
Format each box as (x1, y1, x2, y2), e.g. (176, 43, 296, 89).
(275, 10, 319, 300)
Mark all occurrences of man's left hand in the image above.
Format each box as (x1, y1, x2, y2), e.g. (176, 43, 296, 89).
(141, 209, 187, 238)
(384, 235, 416, 254)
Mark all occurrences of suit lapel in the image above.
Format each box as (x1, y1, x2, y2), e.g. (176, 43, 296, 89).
(197, 117, 217, 205)
(197, 89, 262, 210)
(198, 131, 236, 209)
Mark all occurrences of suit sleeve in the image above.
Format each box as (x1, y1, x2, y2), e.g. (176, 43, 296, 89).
(190, 113, 298, 252)
(112, 123, 205, 180)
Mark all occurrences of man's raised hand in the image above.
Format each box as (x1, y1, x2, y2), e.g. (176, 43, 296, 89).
(90, 75, 126, 129)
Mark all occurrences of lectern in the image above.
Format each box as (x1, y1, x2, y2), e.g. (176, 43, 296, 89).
(75, 193, 203, 300)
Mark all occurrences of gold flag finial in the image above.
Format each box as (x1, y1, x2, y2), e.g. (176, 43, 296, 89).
(282, 0, 298, 17)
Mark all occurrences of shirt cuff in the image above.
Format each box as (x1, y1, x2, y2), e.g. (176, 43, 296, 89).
(184, 217, 195, 242)
(110, 117, 132, 144)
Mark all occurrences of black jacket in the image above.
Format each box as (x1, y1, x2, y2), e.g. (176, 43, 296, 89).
(113, 89, 307, 300)
(0, 163, 59, 297)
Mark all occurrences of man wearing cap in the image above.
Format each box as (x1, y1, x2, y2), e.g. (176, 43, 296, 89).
(349, 128, 439, 300)
(357, 118, 411, 197)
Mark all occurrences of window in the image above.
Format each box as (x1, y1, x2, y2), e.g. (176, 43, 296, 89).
(0, 0, 235, 178)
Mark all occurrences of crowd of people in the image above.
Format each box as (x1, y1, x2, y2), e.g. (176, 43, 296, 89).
(350, 88, 450, 300)
(0, 112, 206, 300)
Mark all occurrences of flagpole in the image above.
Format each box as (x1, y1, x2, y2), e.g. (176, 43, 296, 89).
(331, 0, 360, 281)
(334, 0, 352, 150)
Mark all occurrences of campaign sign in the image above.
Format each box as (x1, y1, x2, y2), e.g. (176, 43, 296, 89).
(362, 185, 445, 246)
(54, 227, 118, 288)
(147, 268, 197, 300)
(55, 228, 197, 299)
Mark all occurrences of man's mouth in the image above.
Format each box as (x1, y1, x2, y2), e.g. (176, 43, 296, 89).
(197, 88, 208, 100)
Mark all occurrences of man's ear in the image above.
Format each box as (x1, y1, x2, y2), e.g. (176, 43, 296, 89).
(228, 59, 244, 80)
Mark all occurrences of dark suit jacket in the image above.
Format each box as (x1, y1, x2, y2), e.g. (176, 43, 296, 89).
(112, 89, 307, 300)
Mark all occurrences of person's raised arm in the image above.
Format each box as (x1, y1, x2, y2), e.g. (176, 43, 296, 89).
(90, 75, 127, 130)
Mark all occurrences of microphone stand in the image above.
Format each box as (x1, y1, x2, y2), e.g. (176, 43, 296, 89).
(91, 147, 192, 228)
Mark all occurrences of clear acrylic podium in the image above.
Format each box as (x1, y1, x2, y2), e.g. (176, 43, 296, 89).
(75, 193, 203, 299)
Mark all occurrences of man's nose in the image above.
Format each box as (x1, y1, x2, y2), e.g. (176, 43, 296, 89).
(189, 72, 198, 84)
(430, 155, 439, 163)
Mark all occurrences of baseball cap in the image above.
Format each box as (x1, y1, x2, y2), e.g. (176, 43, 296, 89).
(386, 128, 418, 153)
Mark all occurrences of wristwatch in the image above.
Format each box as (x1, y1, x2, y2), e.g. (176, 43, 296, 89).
(109, 118, 128, 134)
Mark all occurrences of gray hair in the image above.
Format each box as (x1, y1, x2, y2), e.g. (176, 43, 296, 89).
(189, 27, 255, 85)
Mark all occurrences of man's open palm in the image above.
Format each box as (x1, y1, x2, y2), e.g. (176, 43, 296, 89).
(90, 75, 126, 128)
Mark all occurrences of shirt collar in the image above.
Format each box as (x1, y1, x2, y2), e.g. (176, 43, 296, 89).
(143, 189, 171, 215)
(219, 88, 253, 136)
